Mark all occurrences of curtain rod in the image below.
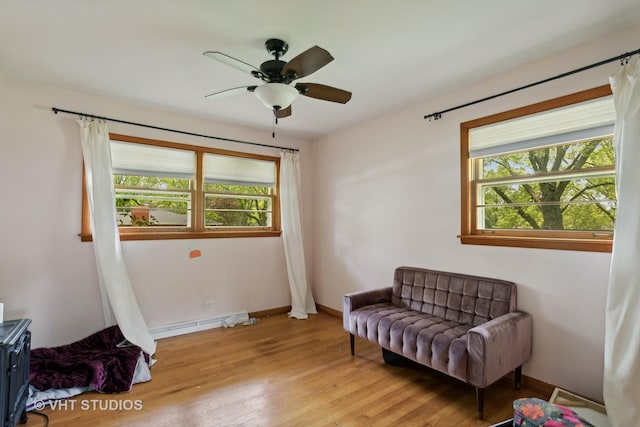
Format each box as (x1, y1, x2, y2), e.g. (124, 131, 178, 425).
(51, 107, 299, 152)
(424, 47, 640, 121)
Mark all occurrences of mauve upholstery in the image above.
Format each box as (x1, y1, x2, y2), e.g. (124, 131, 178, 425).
(344, 267, 532, 390)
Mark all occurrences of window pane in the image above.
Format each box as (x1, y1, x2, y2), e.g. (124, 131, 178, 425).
(203, 182, 270, 195)
(111, 141, 195, 179)
(115, 175, 192, 227)
(479, 179, 617, 231)
(469, 96, 615, 157)
(204, 194, 272, 227)
(480, 138, 614, 179)
(113, 175, 191, 190)
(204, 153, 276, 186)
(481, 202, 615, 231)
(477, 137, 616, 231)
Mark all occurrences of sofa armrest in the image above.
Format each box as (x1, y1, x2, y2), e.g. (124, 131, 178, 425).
(343, 287, 393, 331)
(467, 311, 532, 388)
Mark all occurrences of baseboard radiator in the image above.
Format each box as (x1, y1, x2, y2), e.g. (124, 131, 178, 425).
(149, 311, 250, 340)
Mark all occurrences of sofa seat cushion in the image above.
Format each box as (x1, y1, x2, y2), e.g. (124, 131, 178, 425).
(348, 302, 473, 382)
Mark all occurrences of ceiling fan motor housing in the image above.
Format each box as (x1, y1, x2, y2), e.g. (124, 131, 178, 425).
(259, 59, 288, 82)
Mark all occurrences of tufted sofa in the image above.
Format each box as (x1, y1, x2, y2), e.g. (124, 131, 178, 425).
(343, 266, 532, 419)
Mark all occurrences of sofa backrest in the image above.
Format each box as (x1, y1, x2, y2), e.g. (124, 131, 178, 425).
(391, 266, 517, 326)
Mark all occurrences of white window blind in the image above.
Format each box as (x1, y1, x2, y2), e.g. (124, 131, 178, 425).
(204, 153, 276, 186)
(110, 141, 195, 179)
(469, 96, 615, 158)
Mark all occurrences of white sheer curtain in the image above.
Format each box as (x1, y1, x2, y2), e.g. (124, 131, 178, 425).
(78, 117, 156, 355)
(604, 59, 640, 427)
(280, 151, 316, 319)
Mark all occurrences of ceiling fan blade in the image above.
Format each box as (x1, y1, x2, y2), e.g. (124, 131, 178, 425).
(205, 86, 257, 99)
(203, 51, 260, 75)
(296, 83, 352, 104)
(275, 105, 292, 119)
(282, 46, 334, 79)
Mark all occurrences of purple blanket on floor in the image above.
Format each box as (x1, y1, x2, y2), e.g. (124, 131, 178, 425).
(29, 326, 142, 393)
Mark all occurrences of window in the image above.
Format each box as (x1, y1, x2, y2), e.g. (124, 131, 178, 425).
(203, 153, 276, 229)
(460, 85, 615, 252)
(81, 134, 281, 241)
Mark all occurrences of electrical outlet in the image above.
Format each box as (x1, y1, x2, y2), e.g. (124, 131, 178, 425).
(204, 299, 215, 309)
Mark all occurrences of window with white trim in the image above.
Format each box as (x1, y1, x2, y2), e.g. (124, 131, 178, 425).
(460, 85, 616, 252)
(81, 134, 281, 241)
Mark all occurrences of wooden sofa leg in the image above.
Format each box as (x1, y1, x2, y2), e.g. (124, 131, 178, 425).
(476, 387, 485, 420)
(515, 366, 522, 390)
(349, 333, 355, 356)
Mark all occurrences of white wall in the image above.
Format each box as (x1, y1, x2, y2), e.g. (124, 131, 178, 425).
(0, 79, 312, 349)
(311, 25, 640, 401)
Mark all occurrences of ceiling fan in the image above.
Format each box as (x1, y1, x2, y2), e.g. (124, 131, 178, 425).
(203, 38, 352, 119)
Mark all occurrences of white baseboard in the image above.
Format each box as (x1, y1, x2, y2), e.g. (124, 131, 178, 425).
(149, 311, 250, 340)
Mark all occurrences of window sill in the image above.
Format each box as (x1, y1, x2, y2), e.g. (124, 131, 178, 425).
(459, 234, 612, 253)
(81, 230, 282, 242)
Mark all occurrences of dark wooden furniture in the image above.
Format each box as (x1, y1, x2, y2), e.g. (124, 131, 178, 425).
(0, 319, 31, 427)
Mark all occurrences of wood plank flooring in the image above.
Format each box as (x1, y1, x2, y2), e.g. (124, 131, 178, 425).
(25, 312, 548, 426)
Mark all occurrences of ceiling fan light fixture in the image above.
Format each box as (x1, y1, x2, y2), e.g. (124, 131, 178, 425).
(254, 83, 299, 111)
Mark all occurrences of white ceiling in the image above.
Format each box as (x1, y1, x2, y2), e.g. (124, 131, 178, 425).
(1, 1, 640, 140)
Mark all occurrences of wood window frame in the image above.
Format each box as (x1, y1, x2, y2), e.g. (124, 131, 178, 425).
(459, 85, 614, 253)
(81, 134, 281, 241)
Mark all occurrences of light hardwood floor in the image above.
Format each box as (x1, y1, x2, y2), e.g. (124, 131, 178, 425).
(25, 312, 548, 426)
